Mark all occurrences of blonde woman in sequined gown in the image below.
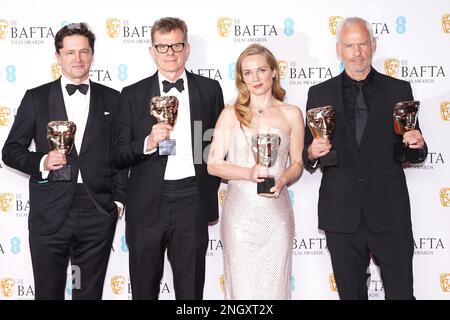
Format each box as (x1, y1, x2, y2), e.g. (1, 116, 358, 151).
(208, 44, 304, 300)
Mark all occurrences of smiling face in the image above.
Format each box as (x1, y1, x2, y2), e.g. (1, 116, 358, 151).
(336, 20, 376, 80)
(240, 53, 276, 97)
(55, 35, 93, 84)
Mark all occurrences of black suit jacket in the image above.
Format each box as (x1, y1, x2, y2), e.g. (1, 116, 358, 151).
(114, 70, 224, 226)
(303, 68, 427, 233)
(2, 79, 127, 235)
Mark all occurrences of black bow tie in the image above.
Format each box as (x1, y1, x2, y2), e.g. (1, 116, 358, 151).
(162, 79, 184, 93)
(66, 83, 89, 96)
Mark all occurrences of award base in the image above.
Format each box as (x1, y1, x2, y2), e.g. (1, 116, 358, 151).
(158, 139, 176, 156)
(257, 177, 275, 194)
(394, 143, 426, 163)
(51, 164, 72, 181)
(319, 148, 338, 167)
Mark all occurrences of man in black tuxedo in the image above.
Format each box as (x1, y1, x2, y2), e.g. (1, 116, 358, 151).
(114, 17, 224, 300)
(303, 17, 427, 300)
(2, 23, 126, 299)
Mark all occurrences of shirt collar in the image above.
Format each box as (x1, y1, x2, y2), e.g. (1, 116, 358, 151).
(342, 67, 375, 89)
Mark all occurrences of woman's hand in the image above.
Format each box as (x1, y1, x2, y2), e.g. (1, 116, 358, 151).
(260, 178, 286, 198)
(248, 164, 269, 183)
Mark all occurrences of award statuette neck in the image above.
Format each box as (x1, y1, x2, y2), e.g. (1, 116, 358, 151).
(47, 120, 76, 181)
(150, 96, 179, 156)
(306, 105, 338, 167)
(251, 133, 281, 194)
(393, 100, 425, 163)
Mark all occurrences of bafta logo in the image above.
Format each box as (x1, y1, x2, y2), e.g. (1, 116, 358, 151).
(440, 188, 450, 207)
(277, 60, 288, 79)
(329, 273, 337, 292)
(217, 17, 232, 37)
(440, 273, 450, 292)
(440, 102, 450, 121)
(329, 16, 343, 35)
(0, 278, 15, 298)
(219, 274, 225, 292)
(0, 192, 13, 212)
(442, 14, 450, 33)
(106, 18, 121, 38)
(218, 189, 226, 206)
(0, 19, 8, 39)
(384, 58, 400, 77)
(111, 275, 126, 294)
(50, 63, 61, 80)
(0, 106, 11, 126)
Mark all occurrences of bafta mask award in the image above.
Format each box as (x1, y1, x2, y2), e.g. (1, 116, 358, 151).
(150, 96, 179, 156)
(306, 106, 338, 166)
(393, 100, 425, 163)
(251, 133, 281, 194)
(47, 121, 76, 181)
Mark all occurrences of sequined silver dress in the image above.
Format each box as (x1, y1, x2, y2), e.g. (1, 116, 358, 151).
(221, 127, 295, 300)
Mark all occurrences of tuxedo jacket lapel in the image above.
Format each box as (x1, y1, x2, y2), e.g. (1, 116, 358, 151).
(331, 74, 359, 151)
(186, 71, 204, 156)
(187, 73, 201, 117)
(47, 79, 79, 156)
(144, 73, 161, 132)
(48, 79, 68, 121)
(149, 73, 161, 102)
(80, 81, 103, 155)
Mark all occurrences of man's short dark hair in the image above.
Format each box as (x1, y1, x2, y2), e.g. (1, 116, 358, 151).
(151, 17, 188, 44)
(54, 22, 95, 53)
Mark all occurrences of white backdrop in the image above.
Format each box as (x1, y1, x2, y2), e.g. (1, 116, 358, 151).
(0, 0, 449, 300)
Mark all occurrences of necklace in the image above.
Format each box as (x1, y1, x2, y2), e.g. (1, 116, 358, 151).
(252, 105, 269, 116)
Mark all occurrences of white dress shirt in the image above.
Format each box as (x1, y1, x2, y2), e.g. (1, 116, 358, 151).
(40, 75, 90, 183)
(144, 71, 196, 180)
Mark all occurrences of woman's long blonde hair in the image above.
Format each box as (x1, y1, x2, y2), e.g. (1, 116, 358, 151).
(234, 44, 286, 128)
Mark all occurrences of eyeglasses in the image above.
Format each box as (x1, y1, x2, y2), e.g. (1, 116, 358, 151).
(154, 42, 185, 54)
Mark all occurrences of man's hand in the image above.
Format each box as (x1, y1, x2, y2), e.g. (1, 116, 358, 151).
(403, 130, 425, 149)
(307, 137, 332, 160)
(43, 150, 67, 171)
(146, 123, 172, 151)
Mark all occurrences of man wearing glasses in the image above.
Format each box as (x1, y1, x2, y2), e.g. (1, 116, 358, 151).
(114, 17, 224, 300)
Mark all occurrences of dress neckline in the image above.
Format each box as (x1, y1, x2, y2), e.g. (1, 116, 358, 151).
(240, 126, 291, 138)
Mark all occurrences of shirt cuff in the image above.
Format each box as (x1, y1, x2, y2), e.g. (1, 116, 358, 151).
(143, 136, 157, 155)
(307, 158, 319, 169)
(39, 154, 50, 179)
(114, 201, 124, 209)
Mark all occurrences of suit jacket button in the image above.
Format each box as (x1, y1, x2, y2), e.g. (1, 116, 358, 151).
(357, 178, 364, 183)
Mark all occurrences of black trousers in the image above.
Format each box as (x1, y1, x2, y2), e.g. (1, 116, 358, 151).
(29, 184, 117, 300)
(126, 177, 209, 300)
(325, 213, 415, 300)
